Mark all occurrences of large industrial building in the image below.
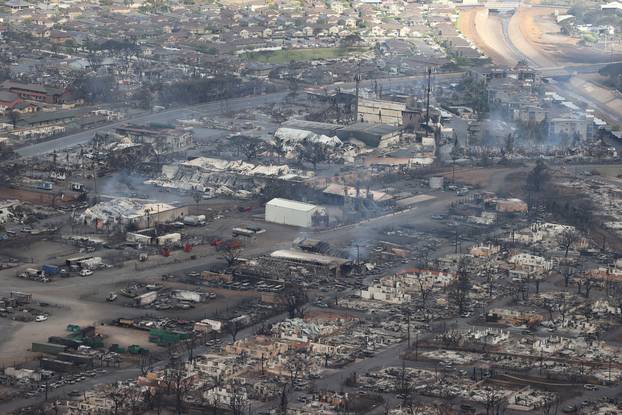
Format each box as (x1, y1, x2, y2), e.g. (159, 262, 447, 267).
(78, 198, 188, 229)
(265, 198, 328, 228)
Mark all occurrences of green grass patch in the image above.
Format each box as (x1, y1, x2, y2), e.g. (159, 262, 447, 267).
(242, 47, 367, 64)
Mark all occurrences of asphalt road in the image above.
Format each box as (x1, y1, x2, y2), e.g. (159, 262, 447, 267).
(15, 92, 288, 159)
(14, 71, 471, 160)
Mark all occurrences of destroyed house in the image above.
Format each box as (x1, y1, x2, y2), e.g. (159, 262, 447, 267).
(270, 249, 352, 277)
(296, 238, 332, 254)
(322, 183, 394, 204)
(0, 90, 20, 111)
(19, 109, 83, 127)
(336, 122, 399, 148)
(115, 124, 193, 153)
(79, 199, 188, 229)
(281, 119, 400, 148)
(357, 97, 408, 126)
(281, 119, 342, 137)
(126, 228, 181, 246)
(1, 80, 64, 104)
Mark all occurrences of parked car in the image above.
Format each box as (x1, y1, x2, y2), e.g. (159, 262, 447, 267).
(80, 269, 94, 277)
(35, 315, 48, 322)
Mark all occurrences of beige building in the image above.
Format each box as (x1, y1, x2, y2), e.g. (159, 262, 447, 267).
(357, 97, 406, 126)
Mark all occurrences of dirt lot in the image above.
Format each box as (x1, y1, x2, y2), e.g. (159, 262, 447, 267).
(0, 240, 77, 264)
(0, 188, 78, 205)
(440, 166, 528, 190)
(97, 325, 151, 350)
(82, 278, 262, 322)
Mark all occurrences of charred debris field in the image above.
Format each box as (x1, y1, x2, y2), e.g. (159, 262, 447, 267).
(2, 0, 622, 414)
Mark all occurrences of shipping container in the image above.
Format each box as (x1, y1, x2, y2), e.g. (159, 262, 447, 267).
(40, 358, 76, 373)
(57, 352, 94, 365)
(135, 291, 158, 306)
(48, 336, 82, 349)
(36, 181, 54, 191)
(32, 342, 67, 355)
(148, 328, 191, 346)
(42, 265, 60, 275)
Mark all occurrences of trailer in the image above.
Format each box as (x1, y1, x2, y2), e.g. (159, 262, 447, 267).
(40, 358, 76, 373)
(58, 352, 94, 366)
(232, 226, 266, 238)
(232, 227, 256, 238)
(48, 336, 82, 350)
(42, 264, 60, 276)
(148, 328, 191, 346)
(135, 291, 158, 306)
(183, 215, 206, 226)
(25, 268, 40, 277)
(32, 342, 67, 355)
(36, 181, 54, 191)
(65, 256, 93, 267)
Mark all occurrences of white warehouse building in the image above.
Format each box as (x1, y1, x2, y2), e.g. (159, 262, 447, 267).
(265, 198, 327, 228)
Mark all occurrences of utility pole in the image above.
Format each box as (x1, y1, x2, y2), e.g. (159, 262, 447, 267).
(354, 62, 361, 123)
(91, 161, 97, 196)
(414, 332, 418, 361)
(609, 356, 612, 382)
(425, 67, 432, 128)
(261, 353, 265, 375)
(407, 313, 411, 349)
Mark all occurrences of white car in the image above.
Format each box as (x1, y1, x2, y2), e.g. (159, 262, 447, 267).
(35, 315, 48, 322)
(80, 269, 93, 277)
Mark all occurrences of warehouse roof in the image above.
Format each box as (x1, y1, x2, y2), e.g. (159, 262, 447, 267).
(266, 198, 318, 212)
(323, 184, 394, 202)
(336, 122, 399, 147)
(271, 249, 351, 267)
(80, 198, 177, 223)
(274, 127, 342, 147)
(282, 119, 342, 137)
